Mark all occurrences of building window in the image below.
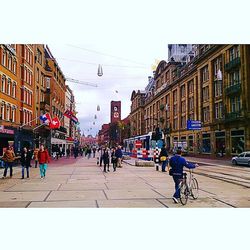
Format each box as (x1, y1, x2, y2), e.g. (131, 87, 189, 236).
(215, 102, 223, 119)
(181, 116, 186, 129)
(2, 50, 6, 66)
(203, 106, 210, 122)
(188, 135, 194, 152)
(36, 67, 39, 83)
(189, 97, 194, 111)
(181, 101, 186, 113)
(229, 45, 240, 61)
(202, 133, 211, 153)
(173, 89, 177, 103)
(231, 130, 244, 154)
(229, 71, 240, 85)
(12, 82, 16, 98)
(214, 80, 222, 97)
(173, 104, 178, 116)
(188, 80, 194, 93)
(13, 59, 17, 74)
(11, 106, 15, 122)
(1, 75, 6, 92)
(7, 79, 11, 95)
(6, 104, 10, 121)
(201, 65, 209, 82)
(230, 96, 241, 112)
(202, 86, 209, 101)
(213, 57, 222, 78)
(0, 102, 5, 120)
(8, 55, 12, 70)
(173, 118, 178, 130)
(180, 85, 185, 97)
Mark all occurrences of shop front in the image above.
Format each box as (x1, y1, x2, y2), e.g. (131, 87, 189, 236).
(215, 131, 226, 155)
(231, 129, 245, 155)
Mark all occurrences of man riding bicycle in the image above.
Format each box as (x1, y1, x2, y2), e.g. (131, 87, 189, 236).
(169, 149, 198, 204)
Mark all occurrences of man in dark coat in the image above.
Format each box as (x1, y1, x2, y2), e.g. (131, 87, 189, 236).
(20, 147, 32, 179)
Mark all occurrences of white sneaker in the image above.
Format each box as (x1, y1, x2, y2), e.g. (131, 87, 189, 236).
(172, 197, 179, 204)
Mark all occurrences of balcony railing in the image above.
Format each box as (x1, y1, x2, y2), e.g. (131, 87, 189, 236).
(225, 82, 241, 95)
(225, 110, 242, 122)
(225, 57, 241, 71)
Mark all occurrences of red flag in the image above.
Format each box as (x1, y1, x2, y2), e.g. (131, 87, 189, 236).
(49, 117, 60, 129)
(63, 109, 72, 119)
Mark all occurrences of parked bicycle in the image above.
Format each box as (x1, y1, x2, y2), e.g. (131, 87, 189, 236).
(179, 168, 199, 205)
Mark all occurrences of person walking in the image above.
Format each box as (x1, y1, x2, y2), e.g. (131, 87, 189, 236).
(33, 148, 39, 168)
(66, 148, 70, 158)
(38, 144, 50, 179)
(98, 147, 104, 166)
(159, 144, 169, 172)
(92, 147, 96, 158)
(169, 149, 198, 204)
(115, 145, 123, 168)
(2, 146, 16, 179)
(111, 147, 117, 172)
(87, 147, 92, 159)
(20, 147, 32, 179)
(102, 148, 110, 172)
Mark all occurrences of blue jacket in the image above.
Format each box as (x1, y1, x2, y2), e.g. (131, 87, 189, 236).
(115, 148, 123, 158)
(169, 155, 195, 176)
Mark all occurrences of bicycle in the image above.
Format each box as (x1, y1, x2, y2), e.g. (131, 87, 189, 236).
(179, 168, 199, 205)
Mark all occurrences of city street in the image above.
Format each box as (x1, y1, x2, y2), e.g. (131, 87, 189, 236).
(0, 156, 249, 208)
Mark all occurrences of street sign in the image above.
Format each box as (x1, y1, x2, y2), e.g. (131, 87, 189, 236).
(187, 120, 202, 130)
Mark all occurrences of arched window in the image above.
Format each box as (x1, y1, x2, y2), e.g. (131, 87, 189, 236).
(13, 59, 17, 74)
(12, 106, 16, 122)
(0, 102, 5, 120)
(6, 104, 10, 121)
(1, 75, 6, 92)
(2, 50, 6, 66)
(12, 82, 16, 98)
(8, 54, 12, 70)
(7, 78, 11, 95)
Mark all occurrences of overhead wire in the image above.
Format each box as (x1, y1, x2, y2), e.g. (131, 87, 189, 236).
(66, 44, 148, 67)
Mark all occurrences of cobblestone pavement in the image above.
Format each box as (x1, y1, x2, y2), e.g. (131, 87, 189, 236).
(0, 156, 249, 208)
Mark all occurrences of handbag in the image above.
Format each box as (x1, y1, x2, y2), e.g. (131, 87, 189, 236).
(160, 156, 167, 161)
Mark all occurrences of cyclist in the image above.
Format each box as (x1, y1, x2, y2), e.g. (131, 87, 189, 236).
(169, 149, 198, 203)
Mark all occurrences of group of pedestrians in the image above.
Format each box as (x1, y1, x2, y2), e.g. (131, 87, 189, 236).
(159, 144, 198, 204)
(97, 145, 123, 173)
(1, 144, 50, 180)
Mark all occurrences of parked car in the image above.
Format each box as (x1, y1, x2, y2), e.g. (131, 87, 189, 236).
(232, 151, 250, 166)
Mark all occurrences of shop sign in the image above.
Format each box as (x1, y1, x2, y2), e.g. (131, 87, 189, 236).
(0, 126, 15, 135)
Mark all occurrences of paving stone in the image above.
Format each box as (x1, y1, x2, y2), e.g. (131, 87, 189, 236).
(104, 189, 165, 200)
(0, 191, 50, 201)
(0, 201, 30, 208)
(97, 199, 166, 208)
(59, 183, 107, 190)
(6, 183, 61, 192)
(46, 190, 107, 201)
(28, 200, 97, 208)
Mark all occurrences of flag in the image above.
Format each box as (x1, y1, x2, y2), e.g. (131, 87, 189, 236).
(63, 109, 72, 119)
(49, 117, 60, 129)
(64, 109, 78, 124)
(40, 113, 52, 124)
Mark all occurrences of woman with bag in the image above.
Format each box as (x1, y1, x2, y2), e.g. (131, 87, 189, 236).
(159, 144, 168, 172)
(38, 144, 50, 179)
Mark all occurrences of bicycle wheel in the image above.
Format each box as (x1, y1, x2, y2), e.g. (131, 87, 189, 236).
(179, 182, 189, 205)
(191, 178, 199, 199)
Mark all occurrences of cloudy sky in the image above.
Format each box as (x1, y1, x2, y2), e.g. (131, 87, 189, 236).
(48, 42, 167, 136)
(3, 0, 249, 136)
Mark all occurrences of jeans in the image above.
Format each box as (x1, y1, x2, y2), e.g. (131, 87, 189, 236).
(39, 163, 48, 177)
(161, 160, 168, 171)
(35, 160, 38, 168)
(21, 165, 30, 178)
(172, 174, 183, 199)
(3, 162, 14, 177)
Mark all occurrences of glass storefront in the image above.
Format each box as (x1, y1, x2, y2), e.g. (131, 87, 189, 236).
(202, 133, 211, 153)
(215, 131, 226, 155)
(231, 130, 245, 154)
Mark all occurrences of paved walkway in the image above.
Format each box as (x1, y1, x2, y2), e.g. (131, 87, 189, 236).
(0, 156, 249, 208)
